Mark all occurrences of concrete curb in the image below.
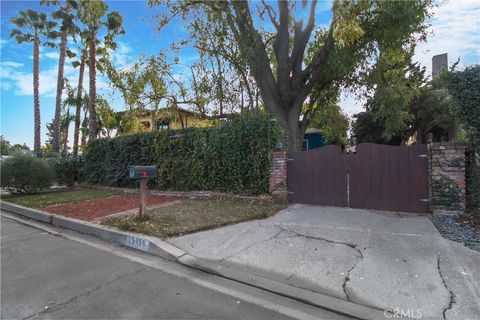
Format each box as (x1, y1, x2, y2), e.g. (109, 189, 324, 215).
(178, 254, 387, 320)
(0, 201, 185, 261)
(1, 200, 391, 320)
(1, 201, 54, 223)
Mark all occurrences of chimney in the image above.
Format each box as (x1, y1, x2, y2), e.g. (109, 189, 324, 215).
(432, 53, 448, 79)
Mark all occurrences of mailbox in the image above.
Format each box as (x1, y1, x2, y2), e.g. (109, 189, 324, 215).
(129, 166, 158, 179)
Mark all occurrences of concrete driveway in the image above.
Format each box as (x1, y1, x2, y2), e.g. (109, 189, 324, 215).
(169, 205, 480, 320)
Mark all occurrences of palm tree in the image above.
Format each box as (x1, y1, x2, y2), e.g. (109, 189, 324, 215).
(78, 0, 124, 141)
(72, 32, 110, 156)
(60, 84, 78, 154)
(42, 0, 79, 153)
(10, 10, 56, 156)
(72, 45, 87, 156)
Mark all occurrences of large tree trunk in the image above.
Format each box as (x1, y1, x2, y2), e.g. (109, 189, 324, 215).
(278, 107, 305, 152)
(73, 51, 86, 157)
(33, 35, 41, 156)
(88, 36, 97, 141)
(52, 31, 68, 153)
(286, 121, 302, 152)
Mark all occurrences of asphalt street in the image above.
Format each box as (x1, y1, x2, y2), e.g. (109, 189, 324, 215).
(1, 216, 299, 320)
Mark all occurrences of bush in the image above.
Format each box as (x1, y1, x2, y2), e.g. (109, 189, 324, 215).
(444, 65, 480, 212)
(0, 154, 54, 193)
(48, 157, 85, 187)
(85, 115, 280, 194)
(466, 146, 480, 212)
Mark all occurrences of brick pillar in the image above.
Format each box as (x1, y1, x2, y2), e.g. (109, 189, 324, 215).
(269, 151, 288, 199)
(429, 142, 467, 214)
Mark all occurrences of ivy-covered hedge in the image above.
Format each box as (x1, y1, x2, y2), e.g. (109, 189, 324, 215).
(85, 116, 280, 194)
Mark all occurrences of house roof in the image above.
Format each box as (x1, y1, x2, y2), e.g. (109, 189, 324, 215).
(305, 128, 322, 134)
(116, 107, 204, 118)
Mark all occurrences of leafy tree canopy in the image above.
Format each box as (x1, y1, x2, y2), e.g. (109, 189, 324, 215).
(442, 65, 480, 146)
(353, 56, 456, 145)
(149, 0, 433, 151)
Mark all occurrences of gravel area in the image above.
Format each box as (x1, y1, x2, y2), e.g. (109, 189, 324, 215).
(433, 214, 480, 252)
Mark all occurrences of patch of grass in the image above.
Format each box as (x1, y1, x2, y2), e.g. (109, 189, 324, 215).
(2, 189, 120, 208)
(101, 197, 288, 238)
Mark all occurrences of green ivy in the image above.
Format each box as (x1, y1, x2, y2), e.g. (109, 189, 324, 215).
(444, 65, 480, 212)
(431, 175, 462, 210)
(84, 115, 280, 194)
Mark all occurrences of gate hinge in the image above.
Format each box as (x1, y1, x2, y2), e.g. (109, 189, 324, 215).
(287, 158, 294, 161)
(418, 154, 428, 158)
(419, 198, 430, 202)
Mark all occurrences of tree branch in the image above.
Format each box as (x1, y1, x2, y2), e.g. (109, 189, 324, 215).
(291, 0, 317, 80)
(260, 0, 279, 30)
(274, 0, 290, 103)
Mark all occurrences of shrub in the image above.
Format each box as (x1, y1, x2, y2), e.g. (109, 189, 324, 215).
(466, 146, 480, 212)
(444, 65, 480, 212)
(48, 157, 84, 187)
(0, 154, 54, 193)
(85, 115, 280, 194)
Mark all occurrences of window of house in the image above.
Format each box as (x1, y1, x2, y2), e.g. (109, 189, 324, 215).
(156, 120, 169, 130)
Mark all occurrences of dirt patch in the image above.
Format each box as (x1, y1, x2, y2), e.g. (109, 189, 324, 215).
(43, 194, 175, 221)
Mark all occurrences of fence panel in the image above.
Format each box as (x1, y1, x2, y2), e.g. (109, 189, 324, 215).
(349, 143, 429, 213)
(287, 145, 348, 206)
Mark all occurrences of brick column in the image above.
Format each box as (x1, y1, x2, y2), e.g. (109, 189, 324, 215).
(269, 151, 288, 199)
(429, 142, 467, 214)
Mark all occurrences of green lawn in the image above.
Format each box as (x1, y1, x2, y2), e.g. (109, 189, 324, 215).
(2, 189, 120, 208)
(101, 197, 288, 238)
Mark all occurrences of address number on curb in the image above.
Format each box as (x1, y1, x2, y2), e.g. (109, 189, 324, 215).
(125, 235, 150, 252)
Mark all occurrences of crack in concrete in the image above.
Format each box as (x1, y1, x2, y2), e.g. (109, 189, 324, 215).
(342, 254, 364, 301)
(275, 225, 364, 258)
(22, 267, 149, 319)
(285, 272, 295, 281)
(437, 255, 456, 320)
(275, 224, 365, 301)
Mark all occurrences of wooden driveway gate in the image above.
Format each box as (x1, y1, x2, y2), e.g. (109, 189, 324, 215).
(287, 143, 429, 213)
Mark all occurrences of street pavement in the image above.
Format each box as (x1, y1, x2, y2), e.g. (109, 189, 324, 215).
(1, 216, 304, 320)
(169, 205, 480, 320)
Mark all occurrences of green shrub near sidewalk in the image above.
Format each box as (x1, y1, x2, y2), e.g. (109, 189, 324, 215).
(0, 154, 54, 193)
(48, 157, 85, 187)
(85, 115, 280, 194)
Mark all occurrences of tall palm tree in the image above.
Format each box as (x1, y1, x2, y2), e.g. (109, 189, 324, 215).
(42, 0, 79, 153)
(61, 83, 78, 154)
(72, 44, 87, 156)
(10, 10, 56, 156)
(78, 0, 124, 141)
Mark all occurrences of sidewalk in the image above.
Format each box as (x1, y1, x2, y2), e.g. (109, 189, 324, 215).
(168, 205, 480, 320)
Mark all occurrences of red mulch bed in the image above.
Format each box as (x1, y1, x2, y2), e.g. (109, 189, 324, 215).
(43, 194, 175, 221)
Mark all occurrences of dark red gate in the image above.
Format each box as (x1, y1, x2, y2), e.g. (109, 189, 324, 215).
(287, 145, 348, 206)
(287, 143, 430, 213)
(349, 143, 429, 213)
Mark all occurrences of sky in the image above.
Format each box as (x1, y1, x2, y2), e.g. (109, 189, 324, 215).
(1, 0, 479, 148)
